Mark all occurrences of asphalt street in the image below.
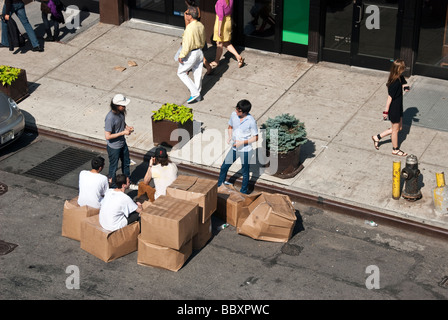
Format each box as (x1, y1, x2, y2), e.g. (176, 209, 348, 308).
(1, 132, 448, 305)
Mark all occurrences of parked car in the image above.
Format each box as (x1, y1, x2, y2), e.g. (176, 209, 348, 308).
(0, 92, 25, 149)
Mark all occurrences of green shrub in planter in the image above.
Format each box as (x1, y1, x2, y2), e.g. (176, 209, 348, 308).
(261, 113, 307, 154)
(152, 103, 193, 124)
(151, 103, 194, 147)
(0, 65, 21, 86)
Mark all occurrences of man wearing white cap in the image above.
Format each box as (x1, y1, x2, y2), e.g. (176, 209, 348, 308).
(104, 94, 134, 188)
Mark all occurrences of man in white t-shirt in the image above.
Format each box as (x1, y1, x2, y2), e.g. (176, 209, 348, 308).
(78, 156, 109, 209)
(134, 147, 178, 201)
(99, 174, 142, 232)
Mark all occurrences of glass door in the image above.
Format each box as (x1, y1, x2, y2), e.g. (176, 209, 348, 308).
(235, 0, 283, 52)
(130, 0, 189, 27)
(323, 0, 403, 71)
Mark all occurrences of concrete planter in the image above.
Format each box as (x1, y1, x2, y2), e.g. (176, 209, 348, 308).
(0, 68, 29, 102)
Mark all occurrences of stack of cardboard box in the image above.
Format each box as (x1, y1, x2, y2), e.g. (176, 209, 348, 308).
(166, 175, 217, 250)
(62, 174, 297, 268)
(137, 195, 199, 271)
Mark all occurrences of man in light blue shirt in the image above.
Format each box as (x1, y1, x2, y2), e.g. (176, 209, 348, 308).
(217, 99, 258, 194)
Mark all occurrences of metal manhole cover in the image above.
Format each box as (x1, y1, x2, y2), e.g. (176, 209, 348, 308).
(24, 147, 99, 182)
(0, 182, 7, 196)
(439, 276, 448, 289)
(0, 240, 18, 255)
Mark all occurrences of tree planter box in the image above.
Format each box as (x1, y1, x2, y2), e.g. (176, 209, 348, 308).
(266, 145, 303, 179)
(0, 69, 29, 102)
(151, 116, 193, 148)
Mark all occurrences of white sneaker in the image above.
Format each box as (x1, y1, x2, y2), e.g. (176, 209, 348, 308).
(129, 183, 139, 190)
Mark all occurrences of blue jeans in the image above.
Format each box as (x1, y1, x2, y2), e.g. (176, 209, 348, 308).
(107, 144, 130, 188)
(218, 149, 253, 194)
(1, 2, 40, 48)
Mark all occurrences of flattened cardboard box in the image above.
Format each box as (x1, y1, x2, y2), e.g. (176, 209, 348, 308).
(238, 193, 296, 243)
(62, 197, 99, 241)
(216, 184, 260, 227)
(80, 215, 140, 262)
(140, 195, 199, 250)
(137, 235, 192, 272)
(166, 175, 217, 223)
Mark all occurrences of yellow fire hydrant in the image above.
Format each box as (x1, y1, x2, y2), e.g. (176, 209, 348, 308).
(433, 172, 448, 214)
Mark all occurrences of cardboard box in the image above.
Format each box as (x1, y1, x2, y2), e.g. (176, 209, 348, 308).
(193, 217, 212, 250)
(137, 235, 192, 272)
(80, 215, 140, 262)
(237, 193, 297, 243)
(216, 184, 260, 227)
(140, 195, 198, 250)
(62, 197, 99, 241)
(166, 175, 217, 223)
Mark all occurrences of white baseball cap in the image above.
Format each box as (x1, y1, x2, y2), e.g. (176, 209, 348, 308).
(112, 94, 131, 106)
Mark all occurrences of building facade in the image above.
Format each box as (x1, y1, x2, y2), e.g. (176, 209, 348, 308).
(71, 0, 448, 80)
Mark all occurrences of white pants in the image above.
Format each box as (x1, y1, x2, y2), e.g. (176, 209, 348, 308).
(177, 49, 204, 97)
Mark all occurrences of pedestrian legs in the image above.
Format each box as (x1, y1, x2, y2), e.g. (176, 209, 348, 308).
(1, 5, 8, 46)
(107, 145, 120, 187)
(217, 149, 252, 194)
(12, 3, 40, 48)
(177, 49, 203, 98)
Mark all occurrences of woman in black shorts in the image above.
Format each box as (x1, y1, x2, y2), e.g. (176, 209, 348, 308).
(372, 59, 409, 156)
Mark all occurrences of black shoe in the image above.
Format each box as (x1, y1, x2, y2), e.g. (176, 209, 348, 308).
(44, 36, 55, 42)
(32, 46, 44, 52)
(0, 44, 9, 48)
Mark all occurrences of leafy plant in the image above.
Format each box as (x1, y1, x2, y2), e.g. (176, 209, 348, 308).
(261, 113, 308, 154)
(152, 103, 193, 124)
(0, 65, 21, 86)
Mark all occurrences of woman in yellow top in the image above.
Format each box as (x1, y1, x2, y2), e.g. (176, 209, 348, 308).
(211, 0, 244, 69)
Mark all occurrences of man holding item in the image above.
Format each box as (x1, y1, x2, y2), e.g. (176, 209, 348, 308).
(217, 99, 258, 194)
(104, 94, 134, 188)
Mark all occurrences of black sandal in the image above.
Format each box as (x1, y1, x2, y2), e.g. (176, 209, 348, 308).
(392, 149, 407, 156)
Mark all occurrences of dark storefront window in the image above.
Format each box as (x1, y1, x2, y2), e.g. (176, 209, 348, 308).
(416, 0, 448, 68)
(130, 0, 197, 26)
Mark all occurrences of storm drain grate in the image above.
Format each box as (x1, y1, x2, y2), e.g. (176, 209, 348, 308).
(24, 147, 98, 182)
(0, 182, 7, 196)
(0, 240, 18, 256)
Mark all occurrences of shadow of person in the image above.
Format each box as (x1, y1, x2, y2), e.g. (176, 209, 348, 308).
(401, 106, 419, 143)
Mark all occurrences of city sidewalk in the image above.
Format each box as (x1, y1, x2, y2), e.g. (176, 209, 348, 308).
(2, 2, 448, 232)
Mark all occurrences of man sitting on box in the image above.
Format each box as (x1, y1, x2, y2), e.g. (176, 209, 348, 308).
(133, 147, 178, 202)
(99, 174, 142, 232)
(78, 156, 109, 209)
